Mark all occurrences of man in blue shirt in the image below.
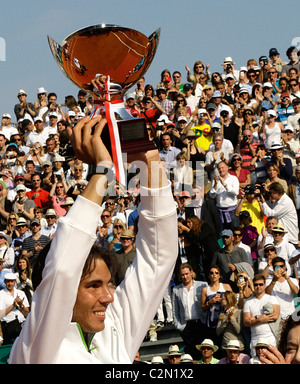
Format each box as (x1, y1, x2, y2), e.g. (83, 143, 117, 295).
(0, 257, 8, 290)
(276, 93, 294, 127)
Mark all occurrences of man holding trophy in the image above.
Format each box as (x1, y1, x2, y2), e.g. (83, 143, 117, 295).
(9, 25, 178, 364)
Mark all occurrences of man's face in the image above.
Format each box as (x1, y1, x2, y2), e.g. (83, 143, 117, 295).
(180, 267, 193, 286)
(46, 140, 55, 153)
(17, 224, 28, 235)
(35, 121, 44, 131)
(157, 90, 166, 100)
(162, 135, 171, 148)
(101, 211, 112, 224)
(72, 258, 114, 334)
(272, 230, 284, 243)
(46, 215, 57, 226)
(168, 355, 181, 364)
(2, 117, 11, 126)
(32, 176, 41, 189)
(0, 136, 6, 148)
(31, 223, 41, 234)
(173, 72, 181, 84)
(217, 162, 228, 178)
(253, 278, 266, 296)
(5, 279, 16, 292)
(201, 346, 214, 360)
(226, 349, 240, 363)
(214, 136, 223, 150)
(222, 235, 233, 247)
(104, 200, 115, 213)
(266, 218, 277, 231)
(290, 81, 299, 93)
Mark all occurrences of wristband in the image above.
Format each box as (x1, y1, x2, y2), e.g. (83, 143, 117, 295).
(86, 165, 114, 183)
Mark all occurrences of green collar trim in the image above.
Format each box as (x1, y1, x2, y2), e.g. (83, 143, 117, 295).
(76, 323, 98, 352)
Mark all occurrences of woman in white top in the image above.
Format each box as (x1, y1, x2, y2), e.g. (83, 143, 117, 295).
(201, 265, 232, 341)
(262, 110, 284, 150)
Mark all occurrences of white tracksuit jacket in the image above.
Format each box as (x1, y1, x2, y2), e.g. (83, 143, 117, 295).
(9, 182, 177, 364)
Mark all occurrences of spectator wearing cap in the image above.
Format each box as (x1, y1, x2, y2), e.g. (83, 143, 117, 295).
(261, 82, 280, 110)
(34, 87, 48, 118)
(221, 57, 239, 82)
(10, 217, 31, 260)
(124, 92, 140, 117)
(218, 339, 250, 364)
(268, 48, 285, 76)
(271, 224, 296, 277)
(275, 93, 294, 128)
(258, 56, 269, 83)
(46, 111, 59, 135)
(26, 117, 49, 148)
(211, 229, 251, 290)
(0, 272, 30, 345)
(155, 87, 174, 119)
(12, 183, 36, 222)
(281, 125, 300, 169)
(14, 89, 36, 122)
(212, 90, 233, 119)
(166, 344, 182, 364)
(182, 83, 198, 115)
(206, 102, 220, 126)
(21, 218, 50, 267)
(196, 338, 219, 364)
(260, 182, 299, 246)
(0, 113, 18, 141)
(261, 110, 283, 150)
(139, 95, 163, 130)
(267, 142, 293, 185)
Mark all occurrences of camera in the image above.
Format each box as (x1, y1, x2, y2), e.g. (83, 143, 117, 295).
(226, 64, 232, 69)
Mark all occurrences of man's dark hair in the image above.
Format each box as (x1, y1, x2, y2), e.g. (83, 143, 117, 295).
(268, 182, 285, 195)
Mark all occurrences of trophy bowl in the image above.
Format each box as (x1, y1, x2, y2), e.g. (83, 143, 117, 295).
(48, 24, 161, 183)
(47, 24, 160, 98)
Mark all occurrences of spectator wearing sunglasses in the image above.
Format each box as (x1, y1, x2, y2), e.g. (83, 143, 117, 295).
(243, 274, 280, 354)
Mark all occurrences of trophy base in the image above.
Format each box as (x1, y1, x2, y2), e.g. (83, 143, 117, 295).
(101, 117, 156, 157)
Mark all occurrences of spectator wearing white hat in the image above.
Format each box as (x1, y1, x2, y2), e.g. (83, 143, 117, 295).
(166, 344, 182, 364)
(0, 272, 30, 345)
(212, 90, 233, 119)
(14, 89, 36, 122)
(249, 338, 270, 364)
(26, 117, 49, 147)
(0, 231, 14, 272)
(218, 339, 250, 364)
(221, 57, 239, 82)
(261, 83, 280, 110)
(151, 355, 164, 364)
(281, 125, 300, 168)
(196, 338, 219, 364)
(0, 113, 18, 141)
(34, 87, 48, 118)
(40, 209, 58, 239)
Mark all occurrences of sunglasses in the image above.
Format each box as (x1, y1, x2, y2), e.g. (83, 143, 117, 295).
(101, 215, 110, 218)
(254, 283, 264, 287)
(264, 247, 276, 253)
(114, 225, 123, 229)
(210, 271, 220, 275)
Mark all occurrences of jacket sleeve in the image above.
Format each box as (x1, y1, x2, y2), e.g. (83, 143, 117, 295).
(108, 182, 178, 361)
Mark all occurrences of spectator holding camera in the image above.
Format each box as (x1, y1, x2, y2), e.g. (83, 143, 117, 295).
(221, 57, 239, 82)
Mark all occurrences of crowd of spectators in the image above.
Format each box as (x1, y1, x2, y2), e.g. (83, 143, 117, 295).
(0, 45, 300, 364)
